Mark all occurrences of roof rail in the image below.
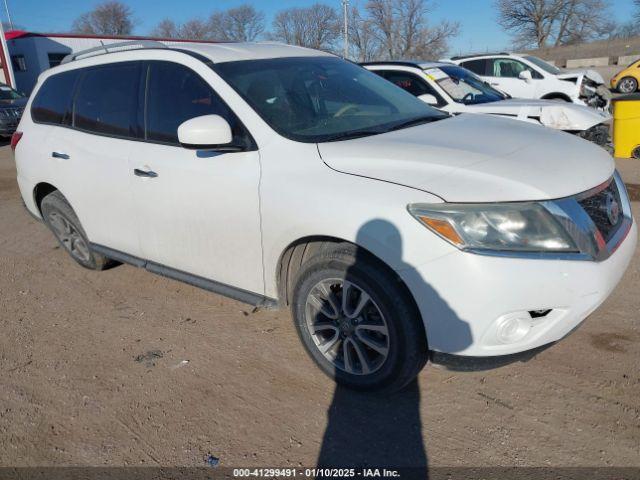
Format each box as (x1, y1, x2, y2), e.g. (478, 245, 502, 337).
(60, 40, 168, 64)
(450, 52, 510, 61)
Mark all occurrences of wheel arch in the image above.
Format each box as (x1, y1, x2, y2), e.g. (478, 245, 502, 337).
(541, 92, 573, 102)
(275, 235, 421, 318)
(33, 182, 59, 215)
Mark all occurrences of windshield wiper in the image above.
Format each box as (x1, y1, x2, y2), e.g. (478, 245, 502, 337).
(322, 129, 385, 142)
(386, 115, 447, 132)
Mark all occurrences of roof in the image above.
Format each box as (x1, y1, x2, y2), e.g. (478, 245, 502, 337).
(450, 52, 511, 61)
(6, 30, 334, 64)
(361, 60, 453, 69)
(176, 42, 333, 63)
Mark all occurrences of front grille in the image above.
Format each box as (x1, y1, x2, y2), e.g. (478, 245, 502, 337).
(0, 107, 23, 120)
(578, 179, 624, 241)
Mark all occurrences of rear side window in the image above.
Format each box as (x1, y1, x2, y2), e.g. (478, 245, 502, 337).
(31, 70, 80, 125)
(145, 61, 251, 146)
(74, 62, 140, 138)
(460, 59, 489, 76)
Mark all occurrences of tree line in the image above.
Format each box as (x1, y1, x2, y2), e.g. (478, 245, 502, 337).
(71, 0, 640, 59)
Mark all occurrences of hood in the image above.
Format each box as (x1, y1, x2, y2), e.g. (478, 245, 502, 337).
(317, 114, 614, 203)
(464, 98, 610, 130)
(557, 69, 605, 85)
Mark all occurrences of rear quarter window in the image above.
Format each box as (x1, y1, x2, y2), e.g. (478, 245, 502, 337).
(31, 70, 80, 125)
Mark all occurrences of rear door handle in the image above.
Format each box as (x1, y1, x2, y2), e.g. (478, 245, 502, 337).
(133, 168, 158, 178)
(51, 152, 70, 159)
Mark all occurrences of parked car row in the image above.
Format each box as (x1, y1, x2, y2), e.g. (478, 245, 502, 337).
(363, 60, 612, 148)
(12, 42, 636, 393)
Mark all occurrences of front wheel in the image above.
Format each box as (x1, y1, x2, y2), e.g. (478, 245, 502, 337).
(291, 244, 428, 393)
(617, 77, 638, 94)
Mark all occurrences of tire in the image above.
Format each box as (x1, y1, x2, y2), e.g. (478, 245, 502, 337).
(291, 243, 428, 394)
(40, 190, 113, 270)
(617, 77, 638, 94)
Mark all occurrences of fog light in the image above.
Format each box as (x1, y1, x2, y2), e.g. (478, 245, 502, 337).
(497, 316, 531, 344)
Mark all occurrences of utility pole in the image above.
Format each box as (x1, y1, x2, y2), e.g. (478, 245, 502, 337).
(2, 0, 12, 30)
(342, 0, 349, 59)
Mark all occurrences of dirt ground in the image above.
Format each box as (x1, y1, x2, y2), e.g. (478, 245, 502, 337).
(1, 143, 639, 471)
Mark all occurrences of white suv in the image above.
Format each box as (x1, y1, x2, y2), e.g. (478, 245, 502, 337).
(447, 53, 610, 109)
(13, 41, 636, 392)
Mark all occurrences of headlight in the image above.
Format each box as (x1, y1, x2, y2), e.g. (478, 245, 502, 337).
(408, 203, 578, 253)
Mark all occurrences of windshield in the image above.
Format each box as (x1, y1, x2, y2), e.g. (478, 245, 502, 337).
(214, 56, 446, 143)
(430, 65, 506, 104)
(523, 55, 560, 75)
(0, 84, 24, 100)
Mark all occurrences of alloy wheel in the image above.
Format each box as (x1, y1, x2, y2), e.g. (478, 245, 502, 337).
(619, 78, 637, 94)
(48, 212, 91, 263)
(304, 278, 390, 375)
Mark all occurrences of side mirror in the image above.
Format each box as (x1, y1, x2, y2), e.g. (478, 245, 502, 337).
(418, 93, 439, 106)
(519, 70, 533, 83)
(178, 114, 238, 151)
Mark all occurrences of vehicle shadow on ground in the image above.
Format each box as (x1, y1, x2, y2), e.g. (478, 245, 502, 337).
(316, 219, 474, 478)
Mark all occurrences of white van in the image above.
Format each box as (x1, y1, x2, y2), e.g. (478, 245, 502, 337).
(13, 41, 636, 392)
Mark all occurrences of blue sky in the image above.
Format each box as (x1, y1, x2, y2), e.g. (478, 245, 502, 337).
(3, 0, 637, 54)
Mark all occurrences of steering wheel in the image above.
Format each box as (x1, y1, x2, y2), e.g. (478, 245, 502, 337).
(334, 103, 360, 117)
(462, 92, 474, 103)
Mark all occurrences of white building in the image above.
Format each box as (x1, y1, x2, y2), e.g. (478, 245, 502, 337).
(5, 31, 214, 94)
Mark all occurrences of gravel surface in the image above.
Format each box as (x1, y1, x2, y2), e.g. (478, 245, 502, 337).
(1, 144, 639, 469)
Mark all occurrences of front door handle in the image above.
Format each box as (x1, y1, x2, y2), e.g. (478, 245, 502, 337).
(51, 152, 70, 159)
(133, 168, 158, 178)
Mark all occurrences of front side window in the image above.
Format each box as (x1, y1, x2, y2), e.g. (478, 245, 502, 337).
(215, 57, 446, 143)
(74, 62, 140, 138)
(144, 61, 250, 147)
(431, 65, 506, 105)
(31, 70, 80, 125)
(491, 58, 542, 79)
(375, 69, 445, 106)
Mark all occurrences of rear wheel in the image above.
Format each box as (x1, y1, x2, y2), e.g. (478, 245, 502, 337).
(617, 77, 638, 94)
(41, 191, 113, 270)
(291, 243, 428, 393)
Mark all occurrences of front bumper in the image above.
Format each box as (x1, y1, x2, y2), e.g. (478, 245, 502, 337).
(400, 174, 636, 357)
(402, 222, 636, 356)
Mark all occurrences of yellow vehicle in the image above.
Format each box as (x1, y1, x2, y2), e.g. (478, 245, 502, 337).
(611, 59, 640, 94)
